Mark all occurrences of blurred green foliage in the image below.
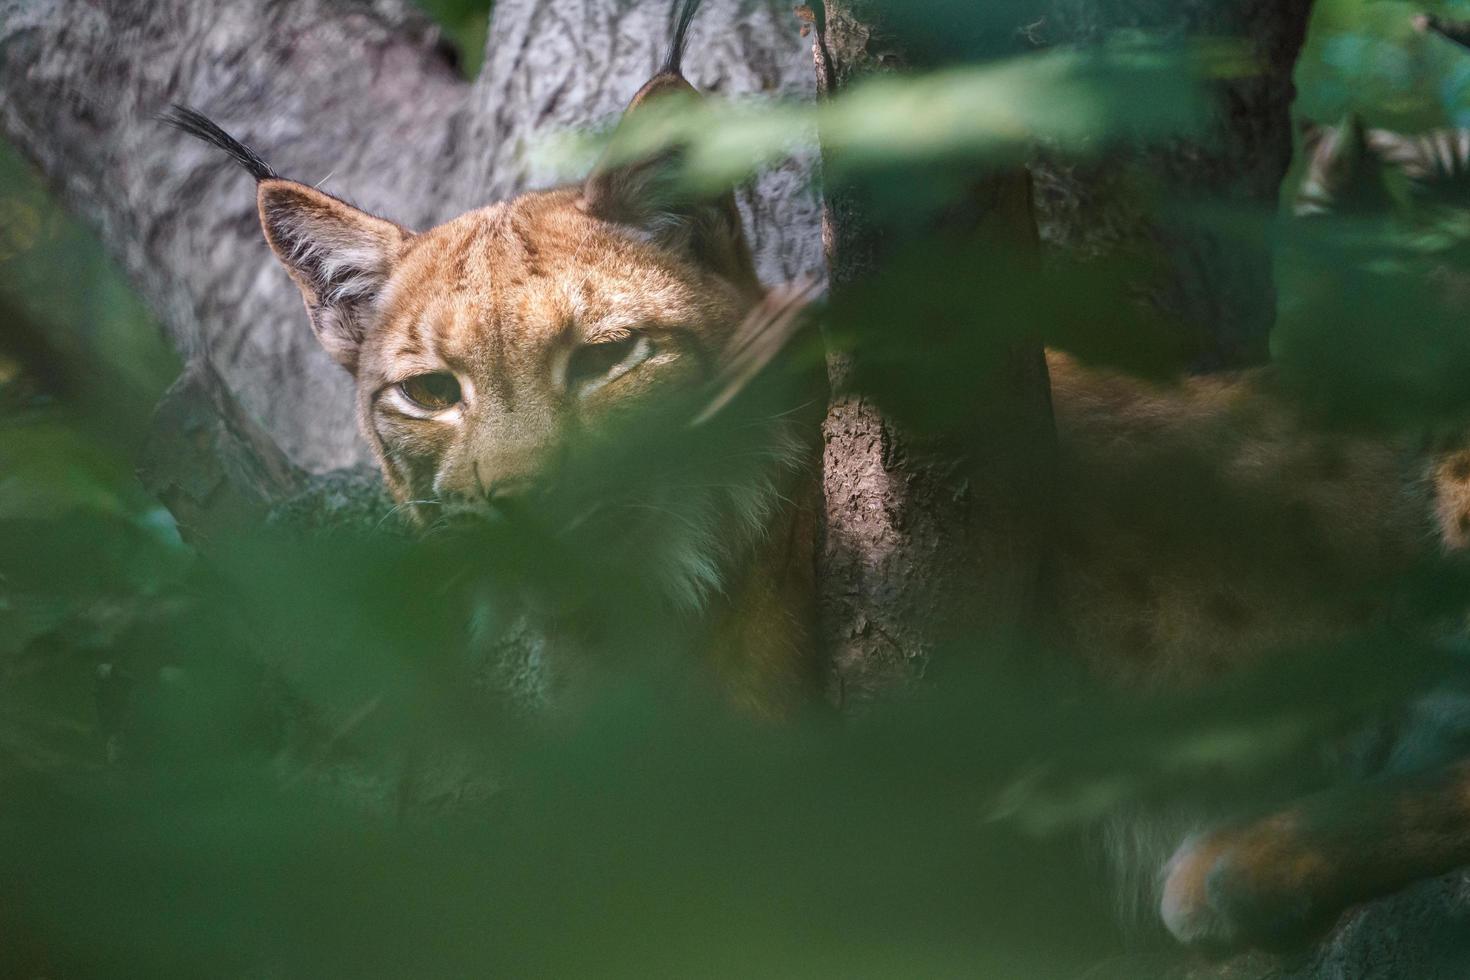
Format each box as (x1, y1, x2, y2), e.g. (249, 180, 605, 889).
(3, 0, 1470, 976)
(0, 142, 183, 787)
(1297, 0, 1470, 128)
(0, 144, 177, 432)
(1273, 1, 1470, 428)
(413, 0, 494, 77)
(568, 35, 1243, 188)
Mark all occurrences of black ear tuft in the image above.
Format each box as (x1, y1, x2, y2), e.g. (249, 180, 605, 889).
(161, 104, 278, 182)
(662, 0, 705, 77)
(581, 0, 759, 289)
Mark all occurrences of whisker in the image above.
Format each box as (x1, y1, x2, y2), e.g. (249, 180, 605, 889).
(756, 398, 821, 422)
(558, 502, 605, 537)
(662, 482, 800, 510)
(616, 502, 709, 539)
(375, 498, 441, 533)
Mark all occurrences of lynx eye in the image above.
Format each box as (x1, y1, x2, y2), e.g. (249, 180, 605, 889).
(398, 372, 462, 412)
(566, 334, 652, 394)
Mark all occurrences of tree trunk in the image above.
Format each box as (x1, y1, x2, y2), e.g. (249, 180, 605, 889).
(1032, 0, 1316, 370)
(0, 0, 824, 472)
(812, 1, 1059, 700)
(2, 0, 1465, 973)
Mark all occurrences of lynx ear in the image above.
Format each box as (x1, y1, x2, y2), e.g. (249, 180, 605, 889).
(256, 180, 409, 373)
(581, 74, 757, 290)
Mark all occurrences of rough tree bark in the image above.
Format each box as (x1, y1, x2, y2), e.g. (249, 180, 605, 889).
(2, 0, 1465, 974)
(812, 1, 1059, 700)
(812, 0, 1318, 698)
(0, 0, 824, 472)
(1033, 0, 1316, 369)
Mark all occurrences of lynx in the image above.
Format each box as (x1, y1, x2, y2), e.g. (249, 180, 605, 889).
(170, 0, 1470, 958)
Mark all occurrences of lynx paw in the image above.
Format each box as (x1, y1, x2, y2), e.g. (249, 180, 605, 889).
(1159, 830, 1325, 952)
(1160, 832, 1252, 949)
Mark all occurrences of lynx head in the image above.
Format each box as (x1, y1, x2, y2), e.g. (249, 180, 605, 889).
(166, 8, 818, 610)
(264, 92, 763, 508)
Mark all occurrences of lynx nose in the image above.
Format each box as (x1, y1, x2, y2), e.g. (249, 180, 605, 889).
(441, 478, 546, 531)
(437, 475, 539, 528)
(482, 477, 535, 512)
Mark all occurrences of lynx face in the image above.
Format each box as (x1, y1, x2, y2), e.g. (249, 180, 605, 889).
(249, 76, 815, 610)
(263, 182, 760, 522)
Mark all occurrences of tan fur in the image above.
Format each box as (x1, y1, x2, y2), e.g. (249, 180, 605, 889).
(1047, 351, 1444, 689)
(243, 57, 1470, 953)
(1160, 761, 1470, 947)
(352, 187, 760, 509)
(1045, 353, 1470, 949)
